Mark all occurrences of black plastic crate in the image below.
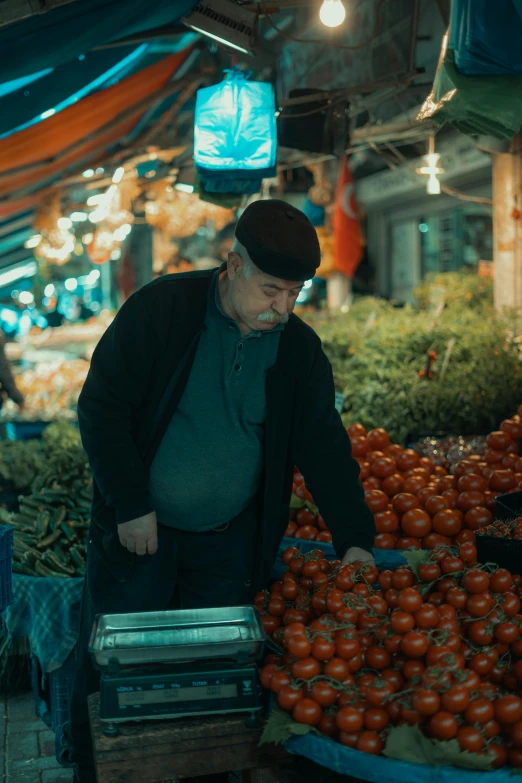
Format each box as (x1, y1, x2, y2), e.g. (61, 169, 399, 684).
(476, 533, 522, 575)
(495, 490, 522, 520)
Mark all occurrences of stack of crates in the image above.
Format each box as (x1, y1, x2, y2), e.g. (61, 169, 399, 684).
(0, 523, 13, 613)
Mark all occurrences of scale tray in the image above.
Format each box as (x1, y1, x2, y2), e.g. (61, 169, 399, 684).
(89, 606, 266, 667)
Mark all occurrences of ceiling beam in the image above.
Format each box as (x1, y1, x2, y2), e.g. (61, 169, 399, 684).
(0, 0, 77, 29)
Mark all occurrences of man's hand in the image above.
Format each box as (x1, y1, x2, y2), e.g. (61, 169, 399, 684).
(118, 511, 158, 556)
(341, 546, 375, 567)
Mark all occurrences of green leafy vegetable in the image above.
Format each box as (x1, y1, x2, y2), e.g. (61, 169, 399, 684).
(384, 724, 492, 771)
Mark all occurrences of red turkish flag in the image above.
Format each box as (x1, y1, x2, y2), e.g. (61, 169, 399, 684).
(333, 156, 364, 279)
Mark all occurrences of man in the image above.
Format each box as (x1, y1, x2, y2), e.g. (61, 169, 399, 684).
(70, 199, 375, 782)
(0, 331, 24, 412)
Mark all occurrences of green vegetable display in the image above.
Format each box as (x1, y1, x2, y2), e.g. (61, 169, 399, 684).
(1, 421, 91, 578)
(306, 274, 522, 445)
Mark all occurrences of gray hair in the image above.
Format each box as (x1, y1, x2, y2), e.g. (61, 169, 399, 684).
(231, 238, 255, 279)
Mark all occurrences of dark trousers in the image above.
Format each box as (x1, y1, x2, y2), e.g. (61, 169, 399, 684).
(69, 501, 259, 773)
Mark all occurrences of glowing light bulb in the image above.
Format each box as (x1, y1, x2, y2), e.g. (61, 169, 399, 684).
(319, 0, 345, 28)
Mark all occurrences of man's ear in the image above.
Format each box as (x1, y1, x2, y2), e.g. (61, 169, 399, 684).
(227, 252, 241, 278)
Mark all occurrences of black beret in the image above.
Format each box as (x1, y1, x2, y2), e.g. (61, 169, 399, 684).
(235, 199, 321, 282)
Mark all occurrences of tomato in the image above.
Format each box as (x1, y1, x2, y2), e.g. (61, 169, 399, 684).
(364, 707, 389, 731)
(425, 495, 449, 517)
(441, 556, 464, 575)
(296, 508, 316, 528)
(324, 658, 350, 681)
(302, 559, 322, 578)
(469, 652, 493, 676)
(281, 581, 299, 600)
(282, 547, 300, 565)
(293, 698, 322, 725)
(456, 726, 485, 753)
(397, 588, 422, 613)
(384, 588, 400, 609)
(463, 569, 490, 594)
(336, 706, 364, 733)
(260, 664, 278, 690)
(438, 475, 457, 492)
(310, 681, 338, 707)
(464, 506, 492, 530)
(441, 687, 470, 715)
(429, 711, 458, 740)
(366, 682, 394, 707)
(490, 568, 514, 593)
(339, 731, 360, 748)
(487, 744, 508, 769)
(294, 525, 317, 541)
(413, 689, 441, 716)
(401, 631, 429, 658)
(458, 542, 478, 565)
(288, 555, 304, 574)
(316, 531, 333, 543)
(501, 418, 522, 440)
(446, 587, 468, 610)
(382, 473, 405, 497)
(391, 611, 415, 635)
(335, 565, 355, 591)
(495, 694, 522, 724)
(401, 509, 432, 538)
(455, 529, 477, 545)
(414, 604, 440, 630)
(365, 646, 391, 670)
(509, 748, 522, 768)
(495, 622, 519, 644)
(418, 563, 442, 583)
(365, 489, 389, 513)
(396, 449, 420, 472)
(511, 721, 522, 747)
(464, 698, 495, 724)
(487, 430, 514, 451)
(326, 589, 346, 614)
(441, 489, 459, 509)
(270, 670, 292, 693)
(351, 436, 371, 458)
(374, 509, 400, 535)
(417, 487, 439, 506)
(393, 493, 421, 514)
(267, 596, 286, 617)
(367, 428, 390, 451)
(392, 568, 415, 590)
(291, 657, 321, 680)
(312, 636, 336, 662)
(421, 669, 452, 692)
(432, 510, 462, 537)
(457, 473, 487, 493)
(402, 660, 425, 680)
(277, 684, 305, 711)
(367, 595, 388, 616)
(466, 593, 492, 618)
(489, 469, 517, 492)
(356, 730, 384, 755)
(372, 457, 397, 479)
(348, 423, 367, 439)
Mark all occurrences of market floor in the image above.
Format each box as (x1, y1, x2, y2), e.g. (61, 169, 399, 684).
(2, 690, 73, 782)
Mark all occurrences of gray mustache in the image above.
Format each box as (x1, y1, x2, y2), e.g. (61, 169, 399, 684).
(257, 311, 289, 324)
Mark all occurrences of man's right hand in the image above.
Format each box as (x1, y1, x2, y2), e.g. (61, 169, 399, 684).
(118, 511, 158, 556)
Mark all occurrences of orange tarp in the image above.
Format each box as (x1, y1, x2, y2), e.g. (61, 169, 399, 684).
(0, 50, 189, 200)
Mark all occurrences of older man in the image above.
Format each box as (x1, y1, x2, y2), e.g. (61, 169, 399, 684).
(70, 199, 375, 782)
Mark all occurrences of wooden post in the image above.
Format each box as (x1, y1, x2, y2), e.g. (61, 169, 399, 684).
(493, 133, 522, 310)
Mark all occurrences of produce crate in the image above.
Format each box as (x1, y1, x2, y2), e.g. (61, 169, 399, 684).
(5, 421, 51, 441)
(32, 650, 76, 766)
(49, 651, 76, 767)
(0, 523, 13, 612)
(475, 491, 522, 572)
(475, 534, 522, 575)
(495, 490, 522, 520)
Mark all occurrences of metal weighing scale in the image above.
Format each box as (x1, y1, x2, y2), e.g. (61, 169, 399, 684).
(88, 606, 266, 735)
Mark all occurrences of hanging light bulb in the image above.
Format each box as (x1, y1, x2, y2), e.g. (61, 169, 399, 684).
(417, 136, 444, 196)
(319, 0, 346, 28)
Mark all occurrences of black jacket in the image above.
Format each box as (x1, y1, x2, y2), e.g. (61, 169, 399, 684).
(78, 269, 375, 592)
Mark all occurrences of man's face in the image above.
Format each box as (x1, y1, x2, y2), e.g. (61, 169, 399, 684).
(226, 252, 304, 333)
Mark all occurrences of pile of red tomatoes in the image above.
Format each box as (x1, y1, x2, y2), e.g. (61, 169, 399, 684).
(258, 545, 522, 767)
(286, 414, 522, 551)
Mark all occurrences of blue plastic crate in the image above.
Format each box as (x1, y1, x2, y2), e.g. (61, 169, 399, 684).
(0, 524, 14, 612)
(49, 650, 76, 767)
